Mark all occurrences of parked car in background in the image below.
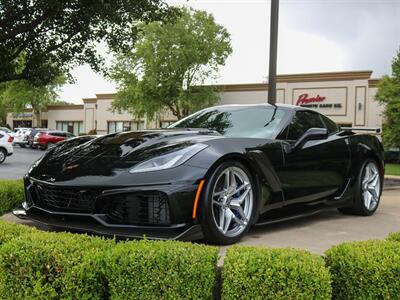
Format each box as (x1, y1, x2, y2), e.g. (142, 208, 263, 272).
(26, 128, 49, 149)
(0, 131, 14, 164)
(13, 128, 30, 148)
(33, 130, 75, 150)
(385, 148, 400, 163)
(0, 127, 16, 138)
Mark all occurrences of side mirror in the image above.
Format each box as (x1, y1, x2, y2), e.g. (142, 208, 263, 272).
(292, 128, 328, 151)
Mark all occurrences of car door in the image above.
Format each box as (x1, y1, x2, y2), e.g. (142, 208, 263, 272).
(276, 110, 350, 205)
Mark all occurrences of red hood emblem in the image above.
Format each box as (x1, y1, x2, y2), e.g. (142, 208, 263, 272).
(62, 164, 80, 172)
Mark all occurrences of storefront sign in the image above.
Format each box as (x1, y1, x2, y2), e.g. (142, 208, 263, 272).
(295, 92, 342, 111)
(296, 93, 326, 106)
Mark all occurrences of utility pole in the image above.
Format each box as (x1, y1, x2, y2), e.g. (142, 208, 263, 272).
(267, 0, 279, 105)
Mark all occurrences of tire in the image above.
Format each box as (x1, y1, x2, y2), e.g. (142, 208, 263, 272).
(199, 160, 257, 245)
(40, 144, 47, 150)
(338, 159, 382, 216)
(0, 148, 6, 164)
(20, 144, 26, 148)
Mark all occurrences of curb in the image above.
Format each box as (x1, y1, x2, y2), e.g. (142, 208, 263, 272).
(385, 175, 400, 181)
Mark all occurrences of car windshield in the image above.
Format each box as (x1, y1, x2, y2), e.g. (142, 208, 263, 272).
(169, 106, 286, 138)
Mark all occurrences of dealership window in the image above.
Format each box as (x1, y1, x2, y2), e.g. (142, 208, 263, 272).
(107, 121, 145, 134)
(160, 121, 175, 128)
(56, 121, 84, 136)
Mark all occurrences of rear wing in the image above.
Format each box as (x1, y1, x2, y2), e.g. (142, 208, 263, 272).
(341, 127, 381, 134)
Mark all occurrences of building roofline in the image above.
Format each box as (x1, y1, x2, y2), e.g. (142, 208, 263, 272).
(368, 78, 381, 88)
(82, 98, 97, 104)
(92, 70, 375, 97)
(47, 104, 84, 110)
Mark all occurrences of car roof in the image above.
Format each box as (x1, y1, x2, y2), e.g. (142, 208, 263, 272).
(207, 103, 314, 112)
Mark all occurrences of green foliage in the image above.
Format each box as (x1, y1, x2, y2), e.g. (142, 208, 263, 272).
(0, 220, 35, 245)
(0, 0, 175, 86)
(0, 230, 112, 300)
(110, 8, 232, 120)
(375, 49, 400, 148)
(0, 180, 24, 215)
(0, 77, 63, 113)
(325, 240, 400, 300)
(222, 246, 332, 300)
(387, 232, 400, 242)
(107, 240, 218, 300)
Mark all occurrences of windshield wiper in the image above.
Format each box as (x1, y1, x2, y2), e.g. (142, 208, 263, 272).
(264, 105, 278, 127)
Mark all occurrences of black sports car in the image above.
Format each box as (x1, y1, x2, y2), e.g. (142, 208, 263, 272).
(14, 104, 385, 245)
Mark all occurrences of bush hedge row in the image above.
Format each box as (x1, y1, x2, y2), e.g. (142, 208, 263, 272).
(325, 239, 400, 299)
(1, 178, 400, 300)
(0, 221, 218, 300)
(0, 180, 24, 215)
(223, 246, 332, 300)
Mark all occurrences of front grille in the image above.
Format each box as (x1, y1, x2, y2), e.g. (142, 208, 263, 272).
(107, 192, 170, 225)
(34, 184, 95, 213)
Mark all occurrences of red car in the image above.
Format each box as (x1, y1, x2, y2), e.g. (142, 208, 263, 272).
(34, 131, 75, 150)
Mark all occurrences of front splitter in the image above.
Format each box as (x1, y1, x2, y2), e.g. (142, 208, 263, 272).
(13, 206, 204, 241)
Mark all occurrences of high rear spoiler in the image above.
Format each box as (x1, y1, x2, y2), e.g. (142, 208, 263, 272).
(341, 127, 381, 133)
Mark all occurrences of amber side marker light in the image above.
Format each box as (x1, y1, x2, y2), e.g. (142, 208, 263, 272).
(192, 179, 205, 219)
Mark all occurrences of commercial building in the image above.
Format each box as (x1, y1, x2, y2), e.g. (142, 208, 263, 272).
(6, 70, 383, 135)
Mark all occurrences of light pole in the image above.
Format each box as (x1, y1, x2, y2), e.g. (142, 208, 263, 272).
(267, 0, 279, 105)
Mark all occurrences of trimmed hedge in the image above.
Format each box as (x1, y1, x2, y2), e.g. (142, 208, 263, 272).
(222, 246, 332, 300)
(387, 231, 400, 242)
(0, 230, 112, 300)
(107, 240, 218, 300)
(325, 240, 400, 299)
(0, 222, 218, 300)
(0, 220, 35, 245)
(0, 180, 24, 215)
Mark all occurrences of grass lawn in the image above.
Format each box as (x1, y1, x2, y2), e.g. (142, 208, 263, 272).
(386, 163, 400, 176)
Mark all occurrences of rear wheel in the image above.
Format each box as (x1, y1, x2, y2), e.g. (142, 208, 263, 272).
(338, 159, 382, 216)
(19, 144, 25, 148)
(200, 161, 257, 245)
(0, 149, 6, 164)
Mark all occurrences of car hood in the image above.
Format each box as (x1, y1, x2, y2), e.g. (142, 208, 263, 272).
(28, 129, 221, 183)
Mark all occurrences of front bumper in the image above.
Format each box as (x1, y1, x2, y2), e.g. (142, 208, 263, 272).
(15, 177, 204, 241)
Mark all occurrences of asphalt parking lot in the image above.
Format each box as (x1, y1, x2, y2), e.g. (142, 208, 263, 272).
(1, 147, 399, 254)
(0, 147, 43, 180)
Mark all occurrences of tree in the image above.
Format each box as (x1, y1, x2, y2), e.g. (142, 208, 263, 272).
(110, 8, 232, 120)
(0, 77, 65, 126)
(375, 49, 400, 149)
(0, 0, 175, 86)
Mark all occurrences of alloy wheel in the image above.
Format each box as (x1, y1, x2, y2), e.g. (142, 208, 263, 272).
(0, 150, 5, 163)
(361, 162, 381, 211)
(211, 166, 253, 238)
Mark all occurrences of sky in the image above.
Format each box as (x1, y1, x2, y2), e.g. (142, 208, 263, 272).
(59, 0, 400, 104)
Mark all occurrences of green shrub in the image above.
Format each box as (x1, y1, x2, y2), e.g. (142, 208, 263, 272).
(387, 231, 400, 242)
(106, 240, 218, 300)
(222, 246, 331, 300)
(325, 240, 400, 299)
(0, 220, 35, 245)
(0, 231, 112, 300)
(0, 180, 24, 215)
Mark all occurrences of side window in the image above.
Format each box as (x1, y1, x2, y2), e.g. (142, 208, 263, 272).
(321, 115, 339, 134)
(287, 111, 325, 141)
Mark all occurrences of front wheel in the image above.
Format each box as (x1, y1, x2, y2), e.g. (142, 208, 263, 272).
(338, 159, 382, 216)
(199, 161, 257, 245)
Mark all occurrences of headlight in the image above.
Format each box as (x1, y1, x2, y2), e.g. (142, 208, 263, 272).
(129, 143, 208, 174)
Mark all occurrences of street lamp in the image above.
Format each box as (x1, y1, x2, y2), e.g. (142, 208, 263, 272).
(267, 0, 279, 105)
